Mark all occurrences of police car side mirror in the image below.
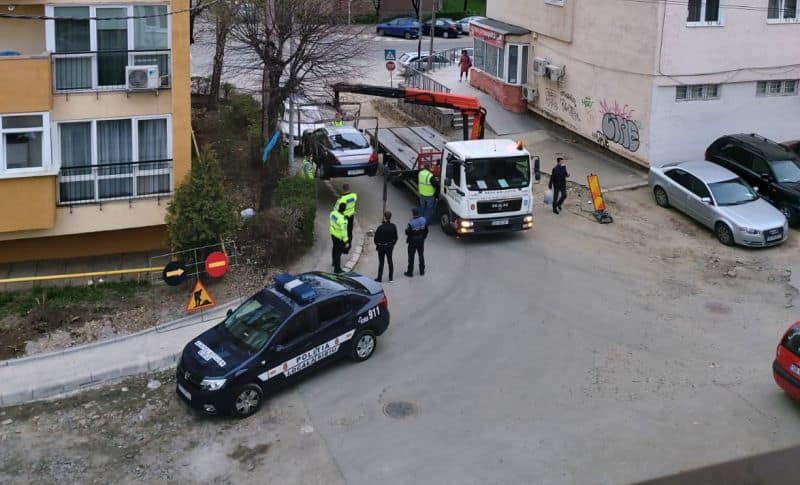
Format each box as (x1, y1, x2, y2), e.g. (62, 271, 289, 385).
(273, 344, 286, 353)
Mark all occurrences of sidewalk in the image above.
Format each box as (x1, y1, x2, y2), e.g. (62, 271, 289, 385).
(427, 65, 647, 190)
(0, 182, 364, 407)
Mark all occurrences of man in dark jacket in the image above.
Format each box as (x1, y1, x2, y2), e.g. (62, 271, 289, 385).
(404, 208, 428, 277)
(549, 157, 570, 214)
(373, 211, 398, 282)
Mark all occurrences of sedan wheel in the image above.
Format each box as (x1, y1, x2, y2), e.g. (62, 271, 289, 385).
(443, 31, 450, 39)
(779, 205, 794, 225)
(231, 384, 263, 418)
(404, 31, 412, 39)
(715, 222, 735, 246)
(377, 29, 385, 36)
(351, 330, 376, 362)
(654, 186, 670, 208)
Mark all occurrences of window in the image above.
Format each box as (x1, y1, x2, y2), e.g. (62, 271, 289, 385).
(686, 174, 711, 199)
(317, 298, 348, 325)
(782, 326, 800, 358)
(57, 116, 171, 203)
(473, 38, 485, 71)
(48, 5, 170, 91)
(708, 179, 759, 206)
(0, 114, 50, 174)
(474, 39, 529, 85)
(720, 145, 755, 170)
(756, 80, 798, 96)
(276, 308, 318, 346)
(665, 169, 690, 189)
(446, 158, 462, 187)
(223, 296, 291, 351)
(687, 0, 722, 25)
(675, 84, 721, 101)
(768, 0, 799, 21)
(507, 45, 519, 84)
(485, 44, 499, 78)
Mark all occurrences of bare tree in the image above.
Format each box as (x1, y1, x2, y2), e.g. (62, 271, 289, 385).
(189, 0, 209, 44)
(370, 0, 382, 19)
(228, 0, 367, 141)
(411, 0, 421, 18)
(208, 2, 234, 110)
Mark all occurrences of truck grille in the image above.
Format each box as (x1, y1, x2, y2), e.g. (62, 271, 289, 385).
(477, 198, 522, 214)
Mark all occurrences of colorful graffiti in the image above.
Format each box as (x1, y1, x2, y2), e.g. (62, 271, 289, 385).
(559, 91, 581, 123)
(598, 100, 640, 153)
(581, 96, 594, 109)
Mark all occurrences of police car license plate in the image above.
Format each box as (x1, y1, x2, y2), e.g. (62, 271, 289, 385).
(491, 219, 509, 226)
(791, 363, 800, 377)
(348, 169, 364, 175)
(177, 384, 192, 401)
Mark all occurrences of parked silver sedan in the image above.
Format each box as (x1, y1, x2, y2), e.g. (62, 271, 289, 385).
(649, 161, 788, 247)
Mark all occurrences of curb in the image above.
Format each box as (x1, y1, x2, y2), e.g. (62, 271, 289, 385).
(605, 181, 650, 193)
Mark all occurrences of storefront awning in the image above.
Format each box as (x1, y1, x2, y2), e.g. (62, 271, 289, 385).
(470, 18, 530, 48)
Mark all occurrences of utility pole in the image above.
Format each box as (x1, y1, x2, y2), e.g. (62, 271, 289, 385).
(416, 0, 423, 66)
(287, 14, 296, 174)
(427, 0, 436, 71)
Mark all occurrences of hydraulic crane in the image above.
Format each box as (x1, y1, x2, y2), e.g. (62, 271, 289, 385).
(332, 83, 487, 141)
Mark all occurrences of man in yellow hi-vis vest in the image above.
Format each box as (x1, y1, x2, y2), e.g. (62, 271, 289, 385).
(332, 112, 345, 126)
(329, 202, 349, 273)
(418, 163, 436, 225)
(300, 155, 315, 179)
(335, 183, 358, 243)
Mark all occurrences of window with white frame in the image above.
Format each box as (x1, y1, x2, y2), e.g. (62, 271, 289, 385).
(768, 0, 799, 22)
(473, 39, 529, 85)
(756, 80, 798, 96)
(57, 115, 171, 204)
(675, 84, 721, 101)
(544, 0, 565, 6)
(687, 0, 722, 25)
(0, 113, 51, 175)
(47, 5, 170, 92)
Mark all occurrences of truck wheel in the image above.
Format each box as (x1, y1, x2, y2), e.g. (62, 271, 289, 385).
(439, 208, 456, 236)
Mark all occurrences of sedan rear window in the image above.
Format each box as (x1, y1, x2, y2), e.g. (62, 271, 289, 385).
(329, 131, 370, 150)
(782, 326, 800, 358)
(708, 178, 758, 206)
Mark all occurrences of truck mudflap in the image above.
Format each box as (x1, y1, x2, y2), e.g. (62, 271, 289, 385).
(459, 214, 533, 235)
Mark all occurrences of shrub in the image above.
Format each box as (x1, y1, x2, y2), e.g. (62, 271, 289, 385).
(166, 150, 238, 253)
(272, 176, 318, 243)
(243, 207, 303, 265)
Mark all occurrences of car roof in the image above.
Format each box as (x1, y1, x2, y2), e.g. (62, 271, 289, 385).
(446, 139, 530, 159)
(719, 134, 797, 160)
(264, 272, 352, 310)
(664, 161, 737, 183)
(324, 125, 362, 135)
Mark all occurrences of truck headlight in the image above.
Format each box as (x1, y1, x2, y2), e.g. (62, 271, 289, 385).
(523, 215, 533, 223)
(200, 378, 227, 391)
(459, 220, 474, 228)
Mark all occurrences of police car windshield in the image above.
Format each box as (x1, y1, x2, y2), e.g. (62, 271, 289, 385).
(222, 295, 290, 351)
(466, 156, 530, 190)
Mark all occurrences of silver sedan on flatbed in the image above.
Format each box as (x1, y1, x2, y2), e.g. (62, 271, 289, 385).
(649, 160, 788, 247)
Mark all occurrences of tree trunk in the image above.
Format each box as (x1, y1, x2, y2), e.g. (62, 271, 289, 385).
(463, 0, 469, 12)
(208, 14, 230, 111)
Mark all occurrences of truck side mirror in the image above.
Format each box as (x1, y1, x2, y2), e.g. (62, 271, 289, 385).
(533, 156, 541, 182)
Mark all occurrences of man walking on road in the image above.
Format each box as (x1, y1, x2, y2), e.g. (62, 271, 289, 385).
(330, 202, 350, 273)
(549, 157, 570, 214)
(418, 163, 436, 225)
(373, 211, 398, 282)
(404, 208, 428, 278)
(335, 184, 358, 244)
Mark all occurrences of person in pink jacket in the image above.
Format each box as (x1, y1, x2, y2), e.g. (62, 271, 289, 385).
(458, 50, 472, 82)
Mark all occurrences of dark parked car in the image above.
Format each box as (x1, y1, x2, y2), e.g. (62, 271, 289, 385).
(422, 19, 460, 38)
(782, 140, 800, 157)
(706, 134, 800, 225)
(376, 17, 420, 39)
(301, 125, 378, 179)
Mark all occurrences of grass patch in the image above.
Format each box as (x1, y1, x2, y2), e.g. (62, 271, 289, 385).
(0, 281, 148, 319)
(442, 0, 486, 15)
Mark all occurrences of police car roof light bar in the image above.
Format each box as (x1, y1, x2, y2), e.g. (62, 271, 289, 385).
(274, 273, 317, 304)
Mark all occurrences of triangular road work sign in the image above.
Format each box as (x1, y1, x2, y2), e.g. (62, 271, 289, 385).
(186, 279, 217, 312)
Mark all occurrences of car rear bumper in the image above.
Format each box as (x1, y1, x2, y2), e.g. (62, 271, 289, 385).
(773, 360, 800, 400)
(328, 163, 379, 178)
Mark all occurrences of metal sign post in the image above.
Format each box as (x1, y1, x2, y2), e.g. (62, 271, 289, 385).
(386, 61, 396, 88)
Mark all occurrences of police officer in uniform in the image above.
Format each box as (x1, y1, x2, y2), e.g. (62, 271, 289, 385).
(418, 163, 436, 225)
(300, 154, 316, 179)
(335, 184, 358, 244)
(330, 202, 349, 273)
(404, 208, 428, 277)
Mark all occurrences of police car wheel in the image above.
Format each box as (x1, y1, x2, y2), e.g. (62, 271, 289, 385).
(231, 383, 263, 418)
(351, 330, 376, 362)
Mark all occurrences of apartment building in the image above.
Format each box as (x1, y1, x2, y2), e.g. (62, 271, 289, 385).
(471, 0, 800, 166)
(0, 0, 190, 263)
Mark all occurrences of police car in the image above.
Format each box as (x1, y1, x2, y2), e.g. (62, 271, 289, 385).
(176, 271, 390, 418)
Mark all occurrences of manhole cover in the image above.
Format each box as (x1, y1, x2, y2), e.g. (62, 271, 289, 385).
(383, 401, 417, 419)
(704, 302, 731, 314)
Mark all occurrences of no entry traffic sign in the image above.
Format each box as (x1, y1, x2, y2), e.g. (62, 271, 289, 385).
(386, 61, 396, 72)
(205, 251, 230, 278)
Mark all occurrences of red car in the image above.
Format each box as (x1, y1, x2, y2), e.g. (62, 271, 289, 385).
(773, 321, 800, 401)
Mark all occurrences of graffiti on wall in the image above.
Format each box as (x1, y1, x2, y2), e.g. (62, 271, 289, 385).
(544, 88, 559, 112)
(581, 96, 594, 109)
(598, 100, 640, 153)
(559, 91, 581, 123)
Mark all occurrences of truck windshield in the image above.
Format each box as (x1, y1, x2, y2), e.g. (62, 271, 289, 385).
(221, 294, 289, 351)
(465, 156, 530, 190)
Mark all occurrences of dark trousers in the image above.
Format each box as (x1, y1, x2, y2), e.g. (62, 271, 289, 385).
(377, 247, 394, 281)
(346, 215, 354, 244)
(552, 184, 567, 210)
(332, 236, 346, 273)
(407, 242, 425, 275)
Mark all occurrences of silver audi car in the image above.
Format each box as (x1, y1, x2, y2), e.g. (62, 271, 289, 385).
(649, 161, 788, 247)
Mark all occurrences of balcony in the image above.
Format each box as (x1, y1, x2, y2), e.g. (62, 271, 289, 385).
(0, 55, 52, 114)
(52, 50, 171, 93)
(58, 159, 172, 205)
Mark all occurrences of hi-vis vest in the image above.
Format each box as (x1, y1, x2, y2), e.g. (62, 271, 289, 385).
(335, 192, 358, 217)
(301, 159, 315, 179)
(329, 210, 349, 243)
(418, 169, 435, 197)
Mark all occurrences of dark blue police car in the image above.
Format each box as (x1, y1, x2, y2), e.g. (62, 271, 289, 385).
(176, 271, 390, 418)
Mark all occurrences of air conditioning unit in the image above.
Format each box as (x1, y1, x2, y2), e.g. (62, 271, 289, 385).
(533, 57, 548, 76)
(546, 64, 565, 82)
(521, 85, 538, 102)
(126, 65, 160, 90)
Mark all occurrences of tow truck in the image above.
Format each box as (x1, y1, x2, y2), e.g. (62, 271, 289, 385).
(333, 84, 535, 235)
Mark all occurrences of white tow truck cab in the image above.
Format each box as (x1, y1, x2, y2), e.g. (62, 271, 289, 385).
(437, 139, 534, 235)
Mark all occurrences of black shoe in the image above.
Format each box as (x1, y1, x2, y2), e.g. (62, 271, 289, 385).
(420, 270, 425, 276)
(404, 271, 413, 277)
(553, 207, 559, 214)
(375, 278, 382, 282)
(388, 278, 393, 282)
(334, 269, 343, 274)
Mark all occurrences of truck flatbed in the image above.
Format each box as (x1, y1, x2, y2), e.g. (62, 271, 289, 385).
(374, 126, 449, 171)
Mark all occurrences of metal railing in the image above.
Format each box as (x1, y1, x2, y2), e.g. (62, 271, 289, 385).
(51, 49, 170, 92)
(402, 65, 451, 93)
(57, 159, 172, 205)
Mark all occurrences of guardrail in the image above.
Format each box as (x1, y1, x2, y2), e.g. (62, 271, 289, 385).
(402, 65, 451, 93)
(52, 49, 170, 92)
(58, 159, 172, 205)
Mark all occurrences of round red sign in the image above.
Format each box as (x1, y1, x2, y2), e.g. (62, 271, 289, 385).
(204, 251, 230, 278)
(386, 61, 396, 72)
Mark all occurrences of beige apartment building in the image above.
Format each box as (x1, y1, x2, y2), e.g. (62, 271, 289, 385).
(470, 0, 800, 166)
(0, 0, 190, 263)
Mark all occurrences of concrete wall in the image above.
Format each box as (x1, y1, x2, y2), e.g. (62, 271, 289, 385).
(649, 81, 800, 165)
(0, 5, 45, 55)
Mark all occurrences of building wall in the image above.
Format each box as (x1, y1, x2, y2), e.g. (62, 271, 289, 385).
(0, 176, 56, 232)
(0, 56, 51, 114)
(0, 5, 45, 55)
(649, 81, 800, 165)
(170, 0, 192, 186)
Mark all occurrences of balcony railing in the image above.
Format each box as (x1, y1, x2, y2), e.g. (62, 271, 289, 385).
(51, 49, 170, 92)
(58, 159, 172, 205)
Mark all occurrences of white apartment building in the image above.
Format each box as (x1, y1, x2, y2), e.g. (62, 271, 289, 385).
(470, 0, 800, 166)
